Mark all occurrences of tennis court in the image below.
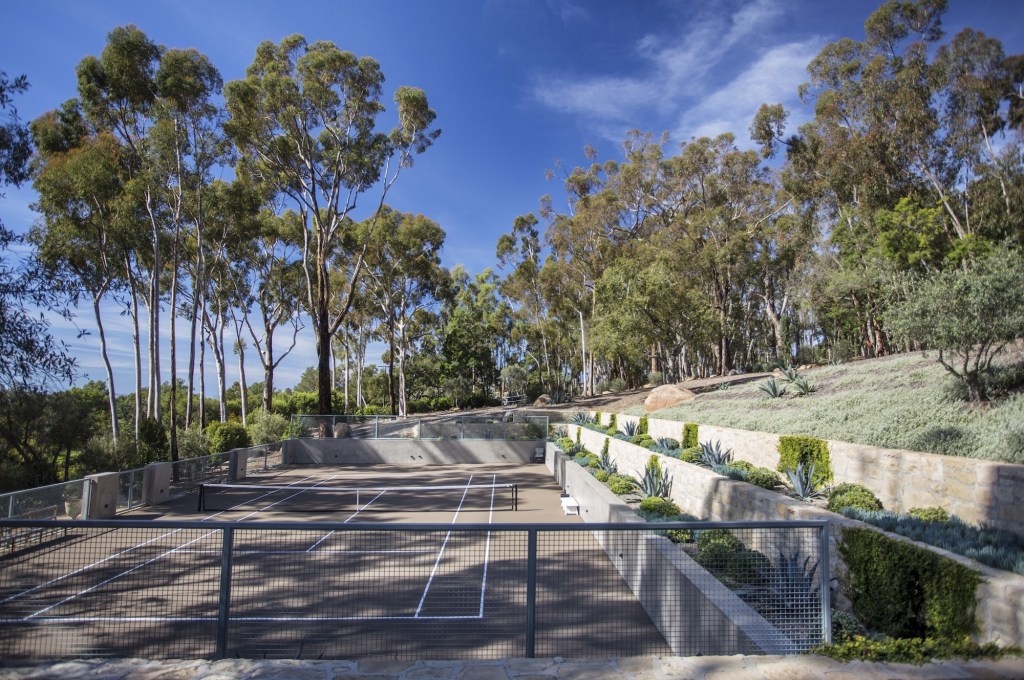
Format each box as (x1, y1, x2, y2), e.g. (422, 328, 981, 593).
(0, 463, 673, 660)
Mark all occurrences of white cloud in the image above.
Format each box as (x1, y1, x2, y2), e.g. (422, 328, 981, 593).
(529, 0, 821, 147)
(675, 38, 825, 145)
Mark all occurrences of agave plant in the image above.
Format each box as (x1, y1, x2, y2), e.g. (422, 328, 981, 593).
(655, 437, 679, 451)
(758, 378, 786, 398)
(786, 462, 826, 501)
(636, 455, 673, 498)
(698, 440, 733, 468)
(566, 442, 586, 457)
(762, 551, 820, 613)
(621, 420, 639, 437)
(792, 376, 815, 396)
(779, 366, 800, 383)
(597, 450, 618, 475)
(571, 412, 590, 425)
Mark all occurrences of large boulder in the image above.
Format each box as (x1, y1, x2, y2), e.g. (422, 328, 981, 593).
(533, 393, 551, 407)
(644, 384, 696, 413)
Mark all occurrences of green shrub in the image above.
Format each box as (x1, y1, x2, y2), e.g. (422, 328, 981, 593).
(728, 460, 754, 473)
(838, 526, 980, 640)
(746, 467, 780, 489)
(814, 635, 1013, 664)
(601, 438, 609, 456)
(605, 413, 618, 435)
(586, 455, 601, 468)
(638, 416, 649, 436)
(829, 482, 877, 499)
(647, 370, 664, 386)
(830, 609, 867, 642)
(608, 476, 636, 495)
(696, 529, 742, 553)
(910, 507, 950, 523)
(630, 434, 655, 448)
(777, 435, 833, 486)
(609, 377, 627, 392)
(678, 446, 702, 464)
(575, 426, 581, 444)
(205, 421, 251, 454)
(667, 529, 693, 544)
(682, 422, 699, 448)
(828, 488, 883, 513)
(594, 410, 602, 426)
(638, 496, 680, 517)
(594, 470, 610, 483)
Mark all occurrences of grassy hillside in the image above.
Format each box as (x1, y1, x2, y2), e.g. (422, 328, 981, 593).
(625, 351, 1024, 464)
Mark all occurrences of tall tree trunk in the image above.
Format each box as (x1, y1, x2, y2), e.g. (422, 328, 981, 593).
(93, 292, 119, 444)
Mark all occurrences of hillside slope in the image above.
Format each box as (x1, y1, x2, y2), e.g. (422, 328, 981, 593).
(546, 350, 1024, 464)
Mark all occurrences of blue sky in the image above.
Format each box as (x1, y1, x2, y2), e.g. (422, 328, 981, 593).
(2, 0, 1022, 393)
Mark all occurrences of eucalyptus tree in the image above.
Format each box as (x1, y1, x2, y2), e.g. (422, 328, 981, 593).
(236, 209, 305, 413)
(359, 207, 446, 416)
(224, 35, 440, 415)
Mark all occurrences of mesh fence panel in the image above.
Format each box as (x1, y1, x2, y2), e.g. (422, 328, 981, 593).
(0, 480, 86, 521)
(169, 454, 229, 498)
(116, 471, 144, 514)
(0, 520, 827, 661)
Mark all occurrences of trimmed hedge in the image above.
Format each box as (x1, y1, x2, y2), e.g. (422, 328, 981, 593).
(682, 422, 699, 448)
(838, 526, 980, 640)
(777, 435, 833, 486)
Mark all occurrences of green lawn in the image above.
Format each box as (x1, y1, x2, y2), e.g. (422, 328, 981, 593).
(626, 352, 1024, 464)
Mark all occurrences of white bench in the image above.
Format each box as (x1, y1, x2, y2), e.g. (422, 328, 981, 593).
(560, 496, 580, 515)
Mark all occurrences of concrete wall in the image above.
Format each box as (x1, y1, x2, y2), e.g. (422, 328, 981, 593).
(557, 449, 796, 655)
(588, 413, 1024, 537)
(282, 438, 545, 466)
(568, 423, 1024, 648)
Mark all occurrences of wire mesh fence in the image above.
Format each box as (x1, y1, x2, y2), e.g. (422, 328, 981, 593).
(0, 480, 86, 521)
(0, 519, 828, 661)
(116, 470, 144, 514)
(288, 414, 549, 442)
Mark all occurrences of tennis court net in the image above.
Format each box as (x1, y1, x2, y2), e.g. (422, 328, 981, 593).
(197, 482, 519, 513)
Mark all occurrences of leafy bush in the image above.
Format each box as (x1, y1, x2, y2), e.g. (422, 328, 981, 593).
(638, 415, 649, 435)
(777, 435, 833, 486)
(678, 446, 702, 464)
(830, 609, 867, 642)
(839, 526, 980, 639)
(728, 460, 754, 472)
(841, 507, 1024, 575)
(666, 528, 694, 544)
(829, 482, 876, 499)
(682, 422, 699, 448)
(656, 437, 679, 450)
(647, 371, 664, 386)
(609, 377, 627, 392)
(639, 496, 680, 517)
(608, 475, 637, 495)
(605, 413, 618, 435)
(746, 467, 780, 489)
(910, 507, 950, 523)
(712, 464, 748, 480)
(246, 409, 289, 446)
(205, 421, 251, 454)
(815, 635, 1014, 664)
(594, 469, 610, 483)
(630, 434, 655, 448)
(696, 528, 742, 553)
(828, 487, 882, 513)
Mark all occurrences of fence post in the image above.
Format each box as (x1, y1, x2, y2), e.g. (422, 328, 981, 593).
(525, 529, 538, 657)
(819, 522, 832, 644)
(216, 527, 235, 659)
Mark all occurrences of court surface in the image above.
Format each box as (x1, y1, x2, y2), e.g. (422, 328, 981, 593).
(0, 463, 672, 660)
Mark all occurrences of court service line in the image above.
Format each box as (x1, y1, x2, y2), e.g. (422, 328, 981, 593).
(2, 613, 484, 624)
(0, 474, 323, 608)
(414, 475, 474, 617)
(478, 474, 497, 617)
(303, 489, 389, 552)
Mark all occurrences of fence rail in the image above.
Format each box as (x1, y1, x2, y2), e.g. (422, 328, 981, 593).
(0, 519, 828, 661)
(288, 414, 549, 441)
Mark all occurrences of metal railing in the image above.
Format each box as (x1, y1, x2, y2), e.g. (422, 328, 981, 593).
(289, 414, 549, 441)
(0, 519, 828, 661)
(0, 479, 86, 521)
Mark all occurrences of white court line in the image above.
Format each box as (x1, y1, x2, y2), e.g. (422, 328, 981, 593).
(303, 489, 389, 552)
(414, 475, 474, 618)
(0, 474, 323, 608)
(478, 474, 497, 617)
(0, 613, 484, 624)
(16, 475, 340, 620)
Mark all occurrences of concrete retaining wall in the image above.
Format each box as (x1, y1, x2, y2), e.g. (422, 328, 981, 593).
(569, 423, 1024, 647)
(556, 448, 794, 655)
(282, 438, 545, 465)
(598, 413, 1024, 536)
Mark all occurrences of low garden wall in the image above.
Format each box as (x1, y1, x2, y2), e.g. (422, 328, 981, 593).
(567, 423, 1024, 648)
(596, 414, 1024, 537)
(282, 438, 543, 465)
(553, 444, 793, 655)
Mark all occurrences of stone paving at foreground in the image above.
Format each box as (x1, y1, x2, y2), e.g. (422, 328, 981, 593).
(3, 655, 1024, 680)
